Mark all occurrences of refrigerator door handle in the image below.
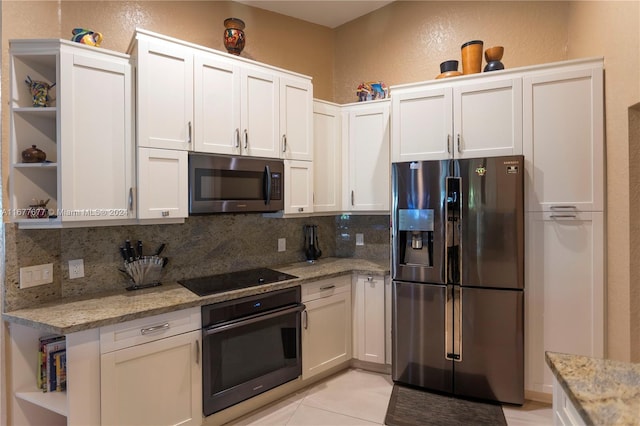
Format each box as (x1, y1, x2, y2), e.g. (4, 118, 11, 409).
(453, 286, 463, 362)
(445, 285, 455, 360)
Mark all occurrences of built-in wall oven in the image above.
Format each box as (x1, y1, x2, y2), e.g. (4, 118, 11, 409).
(201, 286, 304, 416)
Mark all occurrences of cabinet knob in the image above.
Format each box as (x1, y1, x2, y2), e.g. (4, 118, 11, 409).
(298, 207, 304, 212)
(161, 211, 170, 217)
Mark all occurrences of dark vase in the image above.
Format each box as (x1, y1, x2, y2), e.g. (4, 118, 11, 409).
(223, 18, 246, 55)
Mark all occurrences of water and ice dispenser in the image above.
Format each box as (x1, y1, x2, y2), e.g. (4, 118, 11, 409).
(398, 209, 434, 267)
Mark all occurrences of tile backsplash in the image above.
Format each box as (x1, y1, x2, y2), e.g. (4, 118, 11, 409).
(3, 214, 390, 311)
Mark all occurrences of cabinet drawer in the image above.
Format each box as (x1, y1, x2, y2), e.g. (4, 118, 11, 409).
(302, 276, 351, 302)
(100, 307, 201, 353)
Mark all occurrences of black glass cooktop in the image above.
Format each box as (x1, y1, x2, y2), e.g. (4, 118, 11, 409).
(178, 267, 298, 297)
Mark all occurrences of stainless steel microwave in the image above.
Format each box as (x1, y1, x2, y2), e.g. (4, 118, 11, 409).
(188, 153, 284, 214)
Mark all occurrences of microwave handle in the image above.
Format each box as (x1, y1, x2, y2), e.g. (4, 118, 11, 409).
(264, 165, 272, 205)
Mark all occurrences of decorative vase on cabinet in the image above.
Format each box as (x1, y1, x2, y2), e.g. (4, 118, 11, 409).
(223, 18, 245, 55)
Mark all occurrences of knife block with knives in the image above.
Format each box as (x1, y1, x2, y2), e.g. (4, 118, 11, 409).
(119, 240, 168, 291)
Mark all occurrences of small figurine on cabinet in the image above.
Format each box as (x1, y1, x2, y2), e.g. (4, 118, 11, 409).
(25, 76, 55, 107)
(71, 28, 103, 47)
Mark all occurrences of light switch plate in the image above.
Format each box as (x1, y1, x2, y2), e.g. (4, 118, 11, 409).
(356, 233, 364, 246)
(278, 238, 286, 252)
(19, 263, 53, 289)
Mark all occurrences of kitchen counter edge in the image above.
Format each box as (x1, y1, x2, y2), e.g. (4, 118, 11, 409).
(545, 351, 640, 425)
(2, 258, 389, 335)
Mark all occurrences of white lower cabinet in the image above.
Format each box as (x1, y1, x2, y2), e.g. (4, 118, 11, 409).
(525, 212, 604, 396)
(552, 376, 585, 426)
(301, 276, 352, 380)
(100, 308, 202, 426)
(352, 274, 387, 364)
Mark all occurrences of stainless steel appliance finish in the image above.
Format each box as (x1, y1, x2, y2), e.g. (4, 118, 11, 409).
(201, 287, 304, 416)
(189, 153, 284, 214)
(391, 156, 524, 405)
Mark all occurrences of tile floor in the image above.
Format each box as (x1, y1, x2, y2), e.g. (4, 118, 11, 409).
(227, 369, 553, 426)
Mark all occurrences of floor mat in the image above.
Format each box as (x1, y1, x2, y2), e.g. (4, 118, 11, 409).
(384, 384, 507, 426)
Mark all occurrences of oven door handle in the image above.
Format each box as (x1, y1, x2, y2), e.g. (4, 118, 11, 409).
(203, 303, 305, 336)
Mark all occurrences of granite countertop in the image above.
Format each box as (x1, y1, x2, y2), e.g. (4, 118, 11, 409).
(546, 351, 640, 425)
(2, 257, 389, 335)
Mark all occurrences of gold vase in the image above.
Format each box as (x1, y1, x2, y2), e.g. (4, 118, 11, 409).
(461, 40, 483, 75)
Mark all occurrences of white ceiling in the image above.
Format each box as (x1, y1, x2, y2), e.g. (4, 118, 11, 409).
(236, 0, 395, 29)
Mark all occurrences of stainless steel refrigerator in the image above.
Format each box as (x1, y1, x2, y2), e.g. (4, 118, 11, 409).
(391, 156, 524, 405)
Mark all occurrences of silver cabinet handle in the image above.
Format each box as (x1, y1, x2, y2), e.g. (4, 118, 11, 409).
(188, 121, 192, 144)
(319, 285, 335, 291)
(195, 339, 200, 365)
(550, 214, 577, 219)
(457, 133, 461, 153)
(235, 128, 240, 148)
(282, 134, 287, 152)
(550, 205, 577, 210)
(244, 129, 248, 150)
(303, 310, 308, 330)
(140, 322, 170, 335)
(351, 190, 355, 206)
(447, 134, 451, 154)
(128, 187, 133, 212)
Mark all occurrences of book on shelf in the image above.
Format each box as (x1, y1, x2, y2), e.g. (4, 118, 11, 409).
(38, 335, 66, 392)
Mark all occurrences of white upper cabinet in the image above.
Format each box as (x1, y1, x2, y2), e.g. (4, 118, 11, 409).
(131, 29, 312, 160)
(391, 75, 522, 162)
(391, 86, 453, 162)
(59, 51, 135, 222)
(453, 78, 522, 158)
(284, 160, 314, 214)
(313, 100, 342, 213)
(9, 39, 134, 228)
(137, 147, 188, 220)
(241, 67, 280, 158)
(135, 35, 194, 151)
(280, 78, 313, 161)
(344, 100, 391, 212)
(523, 61, 604, 212)
(193, 54, 241, 155)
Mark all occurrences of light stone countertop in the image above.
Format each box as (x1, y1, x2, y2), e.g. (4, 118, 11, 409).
(545, 351, 640, 425)
(2, 257, 389, 335)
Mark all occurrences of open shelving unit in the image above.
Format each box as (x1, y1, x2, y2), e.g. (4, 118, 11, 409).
(9, 45, 62, 227)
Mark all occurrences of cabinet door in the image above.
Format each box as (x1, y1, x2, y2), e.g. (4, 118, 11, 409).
(454, 78, 523, 158)
(313, 100, 342, 212)
(525, 212, 604, 395)
(101, 330, 202, 426)
(302, 291, 352, 380)
(523, 66, 604, 212)
(280, 77, 313, 161)
(284, 160, 314, 214)
(353, 275, 386, 364)
(59, 50, 134, 221)
(194, 54, 241, 154)
(137, 148, 188, 220)
(347, 102, 390, 211)
(241, 67, 279, 158)
(137, 38, 193, 150)
(391, 87, 452, 162)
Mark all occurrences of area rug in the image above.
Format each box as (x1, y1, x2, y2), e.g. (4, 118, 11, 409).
(384, 384, 507, 426)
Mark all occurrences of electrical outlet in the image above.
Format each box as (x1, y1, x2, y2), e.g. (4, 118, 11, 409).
(356, 233, 365, 246)
(278, 238, 286, 252)
(19, 263, 53, 289)
(68, 259, 85, 279)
